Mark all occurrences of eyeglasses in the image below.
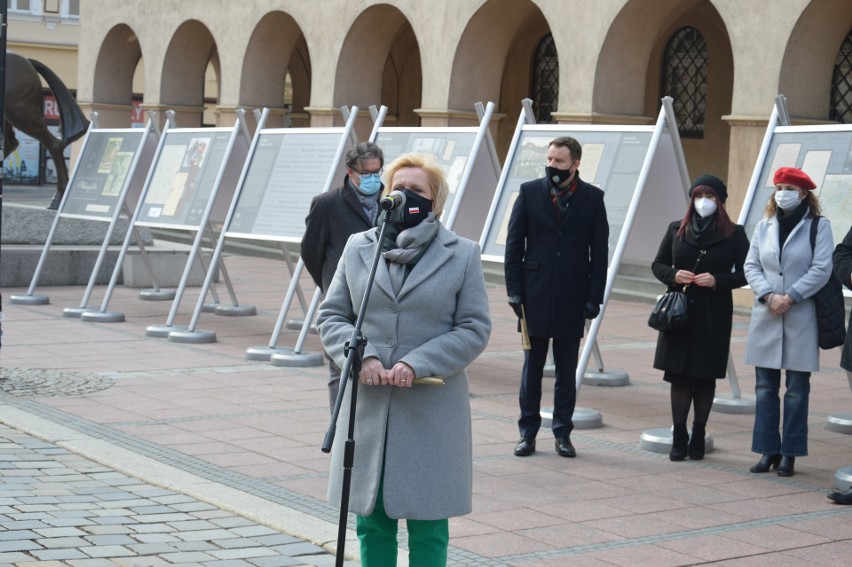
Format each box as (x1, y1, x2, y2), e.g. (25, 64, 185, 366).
(355, 168, 382, 178)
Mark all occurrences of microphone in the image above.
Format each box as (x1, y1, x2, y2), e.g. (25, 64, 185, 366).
(380, 190, 406, 211)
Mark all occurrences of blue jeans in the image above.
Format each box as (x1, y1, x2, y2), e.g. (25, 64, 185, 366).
(752, 367, 811, 456)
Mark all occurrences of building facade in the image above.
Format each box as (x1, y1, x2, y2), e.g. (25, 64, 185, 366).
(74, 0, 852, 218)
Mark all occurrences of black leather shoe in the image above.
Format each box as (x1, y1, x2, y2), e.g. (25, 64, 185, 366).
(555, 436, 576, 458)
(514, 438, 535, 457)
(777, 455, 795, 477)
(749, 454, 781, 473)
(827, 487, 852, 505)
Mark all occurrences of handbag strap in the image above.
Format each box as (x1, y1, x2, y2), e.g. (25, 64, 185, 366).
(681, 249, 707, 292)
(809, 215, 819, 255)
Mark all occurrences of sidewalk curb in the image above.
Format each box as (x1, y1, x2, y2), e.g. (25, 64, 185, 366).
(0, 403, 361, 562)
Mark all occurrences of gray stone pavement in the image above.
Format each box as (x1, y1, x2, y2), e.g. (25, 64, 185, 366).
(0, 423, 346, 566)
(2, 251, 852, 566)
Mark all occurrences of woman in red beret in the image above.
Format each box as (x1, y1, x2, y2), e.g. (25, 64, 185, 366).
(744, 167, 834, 477)
(652, 174, 750, 461)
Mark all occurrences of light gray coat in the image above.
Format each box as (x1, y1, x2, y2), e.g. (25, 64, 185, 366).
(744, 213, 833, 371)
(317, 223, 491, 520)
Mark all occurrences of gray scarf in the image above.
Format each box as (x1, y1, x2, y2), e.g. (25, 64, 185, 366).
(382, 213, 439, 295)
(349, 178, 380, 225)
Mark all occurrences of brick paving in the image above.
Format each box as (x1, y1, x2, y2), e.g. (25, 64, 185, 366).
(2, 252, 852, 566)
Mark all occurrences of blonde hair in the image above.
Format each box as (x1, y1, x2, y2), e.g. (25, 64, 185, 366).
(764, 187, 821, 217)
(381, 153, 449, 218)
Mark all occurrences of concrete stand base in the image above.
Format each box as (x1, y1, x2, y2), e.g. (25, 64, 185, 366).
(639, 427, 714, 455)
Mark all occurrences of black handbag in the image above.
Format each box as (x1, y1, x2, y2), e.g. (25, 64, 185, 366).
(809, 217, 846, 350)
(648, 250, 706, 332)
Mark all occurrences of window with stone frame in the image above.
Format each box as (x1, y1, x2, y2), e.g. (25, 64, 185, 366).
(830, 29, 852, 124)
(532, 33, 558, 124)
(662, 26, 708, 138)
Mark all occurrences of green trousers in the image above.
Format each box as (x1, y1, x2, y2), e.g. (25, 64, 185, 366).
(356, 479, 449, 567)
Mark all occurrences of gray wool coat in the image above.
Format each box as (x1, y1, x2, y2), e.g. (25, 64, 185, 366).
(317, 222, 492, 520)
(744, 213, 834, 371)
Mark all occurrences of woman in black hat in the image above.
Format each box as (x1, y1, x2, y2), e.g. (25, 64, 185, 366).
(651, 174, 750, 461)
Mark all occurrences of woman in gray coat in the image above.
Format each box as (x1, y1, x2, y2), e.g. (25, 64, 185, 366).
(744, 167, 833, 477)
(318, 153, 492, 566)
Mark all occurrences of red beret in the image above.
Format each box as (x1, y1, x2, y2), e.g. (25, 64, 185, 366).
(773, 167, 816, 190)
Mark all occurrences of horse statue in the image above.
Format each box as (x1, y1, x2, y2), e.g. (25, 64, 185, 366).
(4, 51, 90, 209)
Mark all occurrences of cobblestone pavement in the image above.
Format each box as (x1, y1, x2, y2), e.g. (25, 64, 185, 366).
(0, 424, 355, 567)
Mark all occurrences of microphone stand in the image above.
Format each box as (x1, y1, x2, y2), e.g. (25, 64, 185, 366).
(322, 208, 393, 566)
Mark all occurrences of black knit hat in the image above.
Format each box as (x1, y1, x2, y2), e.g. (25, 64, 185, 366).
(689, 174, 728, 203)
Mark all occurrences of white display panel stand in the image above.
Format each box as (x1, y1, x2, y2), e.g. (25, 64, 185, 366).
(272, 101, 504, 367)
(481, 97, 691, 431)
(80, 110, 250, 327)
(375, 101, 501, 243)
(165, 108, 358, 366)
(10, 114, 163, 309)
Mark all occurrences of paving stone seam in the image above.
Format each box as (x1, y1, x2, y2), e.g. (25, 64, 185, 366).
(498, 505, 852, 563)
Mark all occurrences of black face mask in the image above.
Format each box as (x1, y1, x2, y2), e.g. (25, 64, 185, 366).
(546, 165, 573, 187)
(391, 189, 433, 229)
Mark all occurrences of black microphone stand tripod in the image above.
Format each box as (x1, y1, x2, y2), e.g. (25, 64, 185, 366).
(322, 206, 394, 566)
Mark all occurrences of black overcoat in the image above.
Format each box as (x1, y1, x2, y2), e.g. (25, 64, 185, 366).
(652, 220, 750, 379)
(832, 225, 852, 372)
(504, 175, 609, 339)
(301, 176, 375, 292)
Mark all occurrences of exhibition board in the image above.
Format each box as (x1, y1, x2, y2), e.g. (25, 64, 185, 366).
(375, 125, 501, 242)
(741, 124, 852, 245)
(226, 128, 348, 242)
(60, 128, 157, 219)
(134, 129, 240, 230)
(480, 125, 687, 265)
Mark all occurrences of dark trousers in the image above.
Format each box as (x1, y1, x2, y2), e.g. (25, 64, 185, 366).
(518, 336, 580, 440)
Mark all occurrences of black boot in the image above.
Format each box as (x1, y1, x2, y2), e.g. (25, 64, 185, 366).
(777, 456, 795, 477)
(670, 424, 689, 461)
(688, 422, 706, 460)
(750, 454, 781, 473)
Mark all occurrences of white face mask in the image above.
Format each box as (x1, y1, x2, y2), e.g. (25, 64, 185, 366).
(774, 190, 802, 211)
(694, 197, 717, 218)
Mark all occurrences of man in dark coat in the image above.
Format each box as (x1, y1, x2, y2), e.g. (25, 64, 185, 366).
(504, 136, 609, 458)
(828, 225, 852, 504)
(302, 142, 384, 411)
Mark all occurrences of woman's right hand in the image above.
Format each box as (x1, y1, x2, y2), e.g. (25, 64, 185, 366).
(359, 357, 388, 386)
(675, 270, 695, 285)
(767, 293, 793, 316)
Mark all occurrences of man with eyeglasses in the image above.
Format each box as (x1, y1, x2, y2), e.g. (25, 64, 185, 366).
(303, 141, 385, 411)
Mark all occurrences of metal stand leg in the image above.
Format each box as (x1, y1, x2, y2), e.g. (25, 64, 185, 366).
(269, 287, 324, 367)
(135, 223, 176, 301)
(581, 321, 629, 386)
(712, 353, 755, 414)
(282, 243, 311, 331)
(206, 222, 255, 317)
(245, 258, 308, 361)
